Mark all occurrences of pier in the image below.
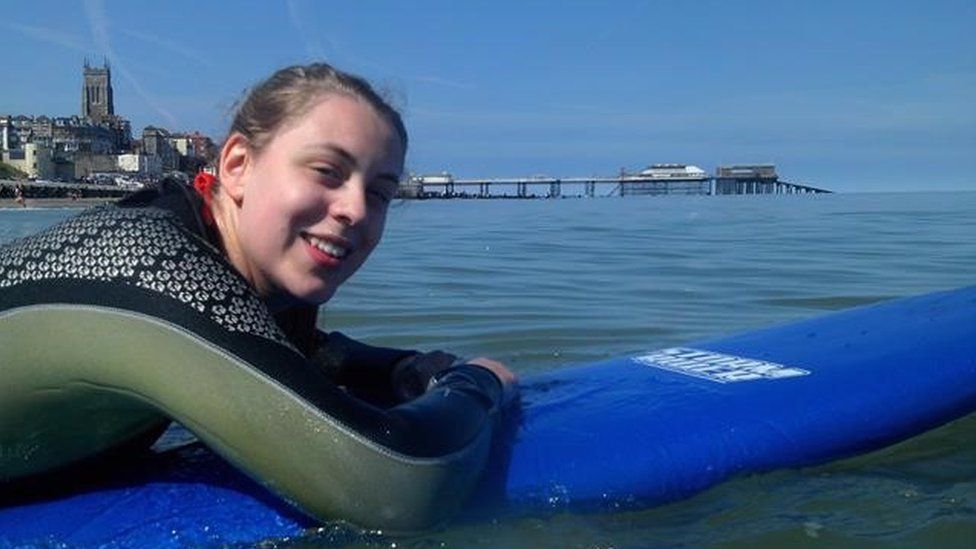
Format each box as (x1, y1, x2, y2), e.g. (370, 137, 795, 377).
(405, 164, 831, 199)
(2, 164, 832, 203)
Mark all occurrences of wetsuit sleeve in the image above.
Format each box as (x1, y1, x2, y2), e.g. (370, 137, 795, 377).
(312, 330, 464, 406)
(384, 363, 503, 452)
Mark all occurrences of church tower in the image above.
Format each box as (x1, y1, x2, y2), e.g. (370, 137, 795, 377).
(81, 60, 115, 122)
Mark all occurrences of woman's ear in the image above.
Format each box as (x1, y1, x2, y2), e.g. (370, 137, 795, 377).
(218, 133, 250, 204)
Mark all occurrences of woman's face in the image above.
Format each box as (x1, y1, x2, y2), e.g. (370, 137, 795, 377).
(226, 94, 404, 307)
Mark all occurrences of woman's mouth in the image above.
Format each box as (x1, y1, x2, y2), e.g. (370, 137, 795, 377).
(302, 232, 350, 262)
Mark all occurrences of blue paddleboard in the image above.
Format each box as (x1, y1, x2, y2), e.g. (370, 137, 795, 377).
(1, 286, 974, 546)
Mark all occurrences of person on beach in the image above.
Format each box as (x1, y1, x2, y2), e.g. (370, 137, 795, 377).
(12, 184, 25, 207)
(0, 63, 517, 530)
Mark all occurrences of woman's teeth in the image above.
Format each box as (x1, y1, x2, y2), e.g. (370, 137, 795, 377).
(306, 235, 348, 258)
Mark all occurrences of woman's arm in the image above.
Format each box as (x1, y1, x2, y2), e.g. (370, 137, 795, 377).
(313, 330, 462, 406)
(275, 304, 493, 407)
(267, 304, 515, 443)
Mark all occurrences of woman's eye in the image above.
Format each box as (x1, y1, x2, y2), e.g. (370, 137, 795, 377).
(367, 187, 394, 205)
(313, 166, 343, 180)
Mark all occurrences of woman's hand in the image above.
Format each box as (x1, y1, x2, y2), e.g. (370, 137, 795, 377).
(466, 357, 519, 409)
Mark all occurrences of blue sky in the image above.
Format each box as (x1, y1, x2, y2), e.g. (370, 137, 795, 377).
(1, 0, 973, 192)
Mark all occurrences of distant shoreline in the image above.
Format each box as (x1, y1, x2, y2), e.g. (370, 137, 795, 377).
(0, 197, 119, 209)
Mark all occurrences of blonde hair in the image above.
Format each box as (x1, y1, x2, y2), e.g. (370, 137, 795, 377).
(226, 63, 408, 154)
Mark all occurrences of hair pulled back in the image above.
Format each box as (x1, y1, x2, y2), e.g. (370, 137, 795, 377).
(226, 63, 407, 155)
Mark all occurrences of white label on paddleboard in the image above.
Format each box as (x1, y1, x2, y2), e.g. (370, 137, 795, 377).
(633, 348, 810, 383)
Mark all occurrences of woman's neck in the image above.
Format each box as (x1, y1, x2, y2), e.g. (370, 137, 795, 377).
(209, 190, 290, 312)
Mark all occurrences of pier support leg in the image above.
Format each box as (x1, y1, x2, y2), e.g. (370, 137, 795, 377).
(548, 181, 561, 198)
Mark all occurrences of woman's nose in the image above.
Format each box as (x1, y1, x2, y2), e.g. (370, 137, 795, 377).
(331, 180, 368, 227)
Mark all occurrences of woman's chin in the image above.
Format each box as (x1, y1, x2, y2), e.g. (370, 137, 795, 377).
(265, 282, 336, 311)
(293, 285, 337, 306)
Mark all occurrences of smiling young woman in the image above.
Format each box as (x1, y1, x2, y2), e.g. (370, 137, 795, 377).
(0, 62, 517, 531)
(212, 80, 404, 309)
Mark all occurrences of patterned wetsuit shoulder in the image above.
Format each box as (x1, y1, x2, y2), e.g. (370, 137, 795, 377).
(0, 205, 289, 346)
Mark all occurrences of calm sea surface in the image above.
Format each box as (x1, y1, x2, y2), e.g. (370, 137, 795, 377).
(1, 191, 974, 547)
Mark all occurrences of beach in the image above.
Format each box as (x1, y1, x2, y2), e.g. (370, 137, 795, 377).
(0, 197, 118, 209)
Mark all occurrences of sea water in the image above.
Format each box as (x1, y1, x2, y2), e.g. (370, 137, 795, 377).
(1, 191, 974, 547)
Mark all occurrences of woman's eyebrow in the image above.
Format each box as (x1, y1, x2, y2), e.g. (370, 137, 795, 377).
(299, 144, 358, 168)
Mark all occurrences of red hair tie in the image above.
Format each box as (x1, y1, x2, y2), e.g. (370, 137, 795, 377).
(193, 172, 218, 226)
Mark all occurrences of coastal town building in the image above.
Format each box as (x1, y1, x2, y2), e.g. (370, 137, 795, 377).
(81, 61, 115, 123)
(1, 143, 55, 180)
(141, 126, 179, 172)
(139, 127, 217, 174)
(0, 114, 129, 156)
(117, 153, 162, 176)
